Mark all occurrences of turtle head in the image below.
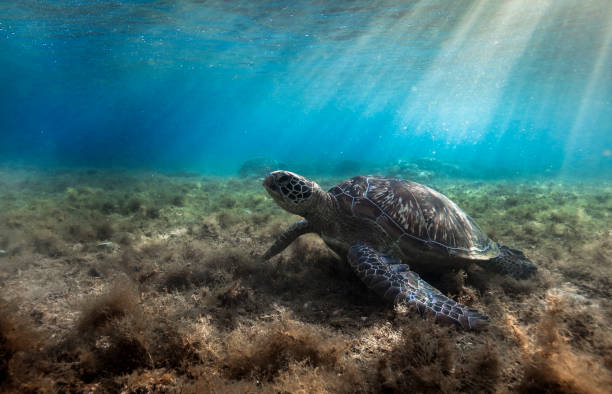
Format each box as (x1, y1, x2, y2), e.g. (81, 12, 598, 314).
(263, 171, 321, 215)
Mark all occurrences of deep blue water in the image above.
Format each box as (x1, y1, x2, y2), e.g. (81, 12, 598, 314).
(1, 0, 611, 177)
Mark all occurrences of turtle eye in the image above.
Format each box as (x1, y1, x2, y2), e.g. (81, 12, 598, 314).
(269, 183, 278, 191)
(278, 175, 290, 183)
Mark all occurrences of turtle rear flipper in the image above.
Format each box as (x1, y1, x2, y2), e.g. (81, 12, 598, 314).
(348, 243, 489, 330)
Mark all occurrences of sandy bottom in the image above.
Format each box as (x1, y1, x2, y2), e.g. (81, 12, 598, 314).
(0, 166, 610, 393)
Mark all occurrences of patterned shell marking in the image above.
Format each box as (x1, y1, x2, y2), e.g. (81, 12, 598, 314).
(329, 176, 498, 260)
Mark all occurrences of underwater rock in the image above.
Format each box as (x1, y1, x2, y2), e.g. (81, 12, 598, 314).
(332, 159, 362, 176)
(413, 158, 462, 177)
(388, 160, 433, 181)
(388, 158, 463, 180)
(238, 157, 287, 178)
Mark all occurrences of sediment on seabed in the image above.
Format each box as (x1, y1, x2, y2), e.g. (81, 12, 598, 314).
(0, 167, 610, 393)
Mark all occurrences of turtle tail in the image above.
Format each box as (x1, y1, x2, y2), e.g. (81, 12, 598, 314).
(488, 246, 537, 279)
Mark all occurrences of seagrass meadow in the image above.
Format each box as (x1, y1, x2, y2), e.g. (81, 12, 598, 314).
(0, 163, 610, 392)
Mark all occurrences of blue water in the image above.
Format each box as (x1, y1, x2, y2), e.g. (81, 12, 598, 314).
(1, 0, 611, 177)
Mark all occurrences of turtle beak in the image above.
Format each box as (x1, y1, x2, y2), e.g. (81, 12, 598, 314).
(263, 173, 273, 188)
(263, 173, 279, 193)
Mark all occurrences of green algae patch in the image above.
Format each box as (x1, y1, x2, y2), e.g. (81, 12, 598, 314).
(0, 167, 610, 392)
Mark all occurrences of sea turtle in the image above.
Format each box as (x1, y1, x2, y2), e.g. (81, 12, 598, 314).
(262, 171, 537, 329)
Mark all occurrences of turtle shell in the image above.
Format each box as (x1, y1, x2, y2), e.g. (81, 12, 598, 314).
(329, 176, 499, 260)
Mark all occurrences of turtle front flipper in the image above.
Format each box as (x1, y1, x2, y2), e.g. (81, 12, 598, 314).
(348, 243, 489, 330)
(263, 219, 314, 260)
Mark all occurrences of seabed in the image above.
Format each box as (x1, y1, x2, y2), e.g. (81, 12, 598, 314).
(0, 164, 610, 392)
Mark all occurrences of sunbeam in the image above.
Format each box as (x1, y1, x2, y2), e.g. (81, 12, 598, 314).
(561, 4, 612, 174)
(395, 0, 550, 145)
